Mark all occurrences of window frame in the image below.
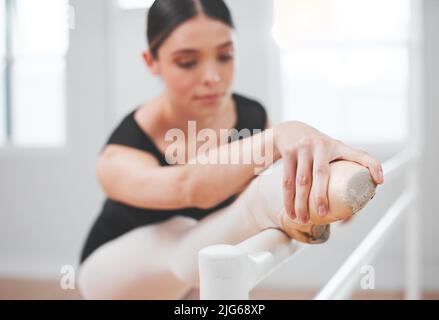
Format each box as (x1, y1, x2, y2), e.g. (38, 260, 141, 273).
(0, 0, 70, 151)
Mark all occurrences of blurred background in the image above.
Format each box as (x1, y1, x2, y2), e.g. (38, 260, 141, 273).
(0, 0, 438, 299)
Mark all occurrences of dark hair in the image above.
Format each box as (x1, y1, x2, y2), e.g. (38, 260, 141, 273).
(147, 0, 235, 59)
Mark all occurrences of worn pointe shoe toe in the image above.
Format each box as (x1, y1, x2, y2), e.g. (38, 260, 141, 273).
(279, 160, 377, 243)
(280, 223, 331, 244)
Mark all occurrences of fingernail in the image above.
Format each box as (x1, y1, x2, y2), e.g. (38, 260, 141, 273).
(318, 205, 327, 217)
(301, 215, 308, 224)
(290, 211, 296, 220)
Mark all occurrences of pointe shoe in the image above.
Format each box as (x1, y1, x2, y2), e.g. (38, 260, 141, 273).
(280, 160, 377, 243)
(244, 159, 378, 244)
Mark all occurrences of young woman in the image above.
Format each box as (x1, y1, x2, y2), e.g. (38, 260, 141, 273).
(78, 0, 383, 299)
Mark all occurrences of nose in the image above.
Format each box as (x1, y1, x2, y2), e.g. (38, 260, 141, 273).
(202, 64, 221, 86)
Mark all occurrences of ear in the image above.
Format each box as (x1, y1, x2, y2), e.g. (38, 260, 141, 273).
(142, 50, 161, 75)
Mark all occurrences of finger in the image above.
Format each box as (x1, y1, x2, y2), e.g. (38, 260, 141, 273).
(282, 151, 297, 220)
(337, 143, 384, 185)
(295, 148, 313, 224)
(311, 144, 330, 217)
(341, 216, 353, 224)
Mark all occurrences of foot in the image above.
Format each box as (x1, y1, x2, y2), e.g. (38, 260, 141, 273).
(242, 159, 377, 244)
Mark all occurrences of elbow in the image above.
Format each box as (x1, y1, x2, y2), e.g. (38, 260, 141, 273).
(95, 154, 117, 198)
(193, 194, 217, 210)
(184, 168, 217, 210)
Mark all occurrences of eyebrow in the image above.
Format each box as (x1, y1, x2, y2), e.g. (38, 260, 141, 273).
(172, 40, 233, 55)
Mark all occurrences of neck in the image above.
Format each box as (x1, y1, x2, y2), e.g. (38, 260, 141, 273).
(159, 93, 234, 135)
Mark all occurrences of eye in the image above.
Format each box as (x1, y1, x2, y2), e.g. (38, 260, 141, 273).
(219, 54, 233, 62)
(177, 61, 197, 69)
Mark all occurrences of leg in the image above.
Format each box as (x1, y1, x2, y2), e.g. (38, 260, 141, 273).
(170, 159, 377, 287)
(78, 159, 376, 298)
(77, 216, 198, 300)
(77, 185, 263, 299)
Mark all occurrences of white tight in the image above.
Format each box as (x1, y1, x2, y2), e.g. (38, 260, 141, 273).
(77, 171, 266, 300)
(77, 159, 373, 299)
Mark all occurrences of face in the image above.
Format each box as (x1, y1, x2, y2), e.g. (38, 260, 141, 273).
(143, 15, 235, 119)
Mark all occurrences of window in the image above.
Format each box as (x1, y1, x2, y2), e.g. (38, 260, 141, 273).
(0, 0, 7, 144)
(272, 0, 410, 145)
(0, 0, 69, 147)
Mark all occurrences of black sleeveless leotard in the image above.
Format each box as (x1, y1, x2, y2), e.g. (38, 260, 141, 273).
(79, 93, 267, 265)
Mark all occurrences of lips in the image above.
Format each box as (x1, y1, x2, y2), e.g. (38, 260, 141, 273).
(194, 93, 224, 104)
(196, 93, 222, 100)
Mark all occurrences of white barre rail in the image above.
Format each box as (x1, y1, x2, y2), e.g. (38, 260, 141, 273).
(198, 148, 418, 300)
(314, 148, 415, 299)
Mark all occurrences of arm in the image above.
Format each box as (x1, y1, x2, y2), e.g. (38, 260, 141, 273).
(97, 128, 280, 210)
(98, 119, 383, 216)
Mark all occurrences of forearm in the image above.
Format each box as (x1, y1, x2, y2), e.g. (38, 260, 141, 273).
(186, 128, 281, 209)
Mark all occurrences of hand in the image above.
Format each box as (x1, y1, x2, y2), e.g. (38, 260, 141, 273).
(273, 121, 384, 224)
(341, 216, 354, 224)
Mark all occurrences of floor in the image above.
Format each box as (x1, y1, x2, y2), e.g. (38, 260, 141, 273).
(0, 278, 438, 300)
